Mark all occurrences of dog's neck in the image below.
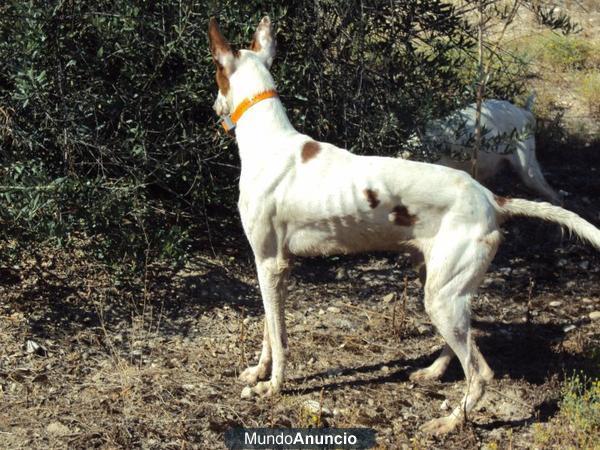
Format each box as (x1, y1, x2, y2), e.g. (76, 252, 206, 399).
(234, 96, 295, 142)
(230, 70, 298, 163)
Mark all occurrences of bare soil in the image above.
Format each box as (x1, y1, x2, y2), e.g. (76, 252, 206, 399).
(1, 145, 599, 449)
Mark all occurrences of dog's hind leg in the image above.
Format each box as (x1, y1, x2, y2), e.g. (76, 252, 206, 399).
(410, 340, 493, 383)
(243, 256, 291, 397)
(419, 229, 499, 434)
(410, 344, 454, 382)
(239, 320, 272, 385)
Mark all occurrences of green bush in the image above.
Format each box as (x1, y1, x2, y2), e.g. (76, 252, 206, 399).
(0, 0, 528, 266)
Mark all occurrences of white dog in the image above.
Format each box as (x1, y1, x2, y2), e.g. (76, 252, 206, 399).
(208, 17, 600, 434)
(409, 99, 561, 204)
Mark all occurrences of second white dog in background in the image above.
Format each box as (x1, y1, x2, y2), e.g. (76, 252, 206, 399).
(409, 98, 561, 204)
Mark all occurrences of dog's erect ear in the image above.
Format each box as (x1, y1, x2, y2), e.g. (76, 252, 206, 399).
(249, 16, 276, 68)
(208, 18, 235, 75)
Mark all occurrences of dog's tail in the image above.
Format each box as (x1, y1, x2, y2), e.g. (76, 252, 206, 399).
(494, 196, 600, 249)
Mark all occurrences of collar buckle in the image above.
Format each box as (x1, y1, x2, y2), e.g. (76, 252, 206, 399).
(220, 115, 236, 133)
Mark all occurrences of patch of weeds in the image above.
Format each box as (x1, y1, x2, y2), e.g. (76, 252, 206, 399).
(513, 32, 599, 71)
(576, 71, 600, 118)
(536, 33, 596, 70)
(534, 372, 600, 449)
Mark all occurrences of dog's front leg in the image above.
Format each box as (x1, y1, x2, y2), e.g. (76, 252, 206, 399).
(239, 320, 272, 385)
(242, 256, 290, 398)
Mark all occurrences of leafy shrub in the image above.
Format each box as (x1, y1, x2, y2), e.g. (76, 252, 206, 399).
(0, 0, 528, 266)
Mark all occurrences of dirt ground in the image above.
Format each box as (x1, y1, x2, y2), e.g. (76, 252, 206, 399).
(1, 145, 599, 449)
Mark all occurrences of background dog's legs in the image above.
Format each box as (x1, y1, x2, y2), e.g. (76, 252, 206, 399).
(419, 230, 499, 434)
(239, 320, 272, 385)
(511, 140, 561, 204)
(245, 257, 290, 397)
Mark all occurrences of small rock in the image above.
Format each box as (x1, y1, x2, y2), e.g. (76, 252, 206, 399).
(579, 260, 590, 270)
(440, 399, 450, 411)
(243, 317, 251, 325)
(327, 306, 340, 313)
(335, 268, 347, 280)
(25, 340, 48, 357)
(557, 259, 568, 268)
(549, 301, 562, 307)
(381, 365, 390, 374)
(318, 309, 325, 315)
(416, 324, 430, 334)
(563, 324, 576, 333)
(382, 293, 396, 304)
(303, 399, 332, 416)
(334, 318, 353, 330)
(308, 357, 316, 366)
(240, 386, 253, 399)
(46, 421, 69, 436)
(582, 298, 594, 304)
(589, 311, 600, 321)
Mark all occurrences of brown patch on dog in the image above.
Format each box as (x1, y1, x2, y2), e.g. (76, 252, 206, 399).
(208, 18, 231, 60)
(390, 205, 417, 226)
(215, 64, 230, 95)
(363, 189, 380, 209)
(494, 195, 509, 207)
(249, 35, 261, 52)
(208, 18, 237, 95)
(301, 141, 320, 163)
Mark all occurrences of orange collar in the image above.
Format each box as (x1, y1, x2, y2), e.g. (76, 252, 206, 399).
(220, 89, 278, 133)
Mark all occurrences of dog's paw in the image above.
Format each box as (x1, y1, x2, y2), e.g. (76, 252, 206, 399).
(420, 415, 460, 435)
(239, 365, 270, 386)
(409, 367, 444, 383)
(253, 380, 276, 397)
(240, 380, 279, 399)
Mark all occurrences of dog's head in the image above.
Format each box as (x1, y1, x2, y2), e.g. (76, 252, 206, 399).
(208, 16, 276, 117)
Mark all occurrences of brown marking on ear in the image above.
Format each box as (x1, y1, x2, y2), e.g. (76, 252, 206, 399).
(249, 34, 261, 52)
(301, 141, 320, 163)
(390, 205, 417, 226)
(215, 64, 230, 95)
(209, 18, 236, 95)
(363, 189, 380, 209)
(208, 18, 232, 61)
(494, 195, 509, 207)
